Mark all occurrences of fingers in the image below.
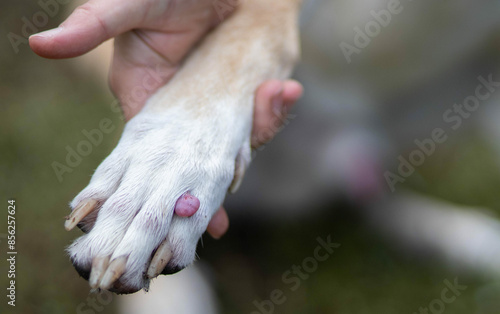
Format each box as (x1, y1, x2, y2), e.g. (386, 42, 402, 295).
(252, 80, 303, 148)
(206, 207, 229, 239)
(206, 80, 303, 239)
(29, 0, 150, 58)
(282, 80, 304, 109)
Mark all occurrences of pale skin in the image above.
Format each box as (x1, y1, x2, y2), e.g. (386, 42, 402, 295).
(29, 0, 303, 239)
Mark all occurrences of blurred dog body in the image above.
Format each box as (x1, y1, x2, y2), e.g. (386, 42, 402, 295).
(68, 0, 500, 312)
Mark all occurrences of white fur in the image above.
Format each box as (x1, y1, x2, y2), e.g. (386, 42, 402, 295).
(68, 96, 251, 289)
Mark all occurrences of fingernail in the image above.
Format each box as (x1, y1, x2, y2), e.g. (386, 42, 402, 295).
(272, 88, 284, 117)
(30, 27, 63, 39)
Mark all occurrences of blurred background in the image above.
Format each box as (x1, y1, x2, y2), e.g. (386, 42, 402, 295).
(2, 0, 500, 313)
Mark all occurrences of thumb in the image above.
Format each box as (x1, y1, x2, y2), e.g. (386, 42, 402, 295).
(29, 0, 149, 58)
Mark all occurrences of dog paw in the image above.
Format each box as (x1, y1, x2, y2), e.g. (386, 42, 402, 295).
(65, 108, 251, 294)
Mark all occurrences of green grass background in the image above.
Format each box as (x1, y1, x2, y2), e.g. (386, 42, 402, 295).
(2, 1, 500, 313)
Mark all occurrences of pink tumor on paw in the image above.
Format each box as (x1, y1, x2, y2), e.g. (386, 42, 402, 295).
(174, 192, 200, 217)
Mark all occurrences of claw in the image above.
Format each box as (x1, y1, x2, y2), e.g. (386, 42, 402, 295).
(99, 256, 127, 290)
(147, 240, 173, 278)
(89, 256, 110, 289)
(229, 145, 251, 194)
(65, 199, 98, 231)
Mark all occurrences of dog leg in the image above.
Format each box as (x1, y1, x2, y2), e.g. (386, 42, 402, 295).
(66, 0, 302, 294)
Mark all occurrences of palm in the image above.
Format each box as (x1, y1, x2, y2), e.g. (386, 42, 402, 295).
(109, 0, 220, 118)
